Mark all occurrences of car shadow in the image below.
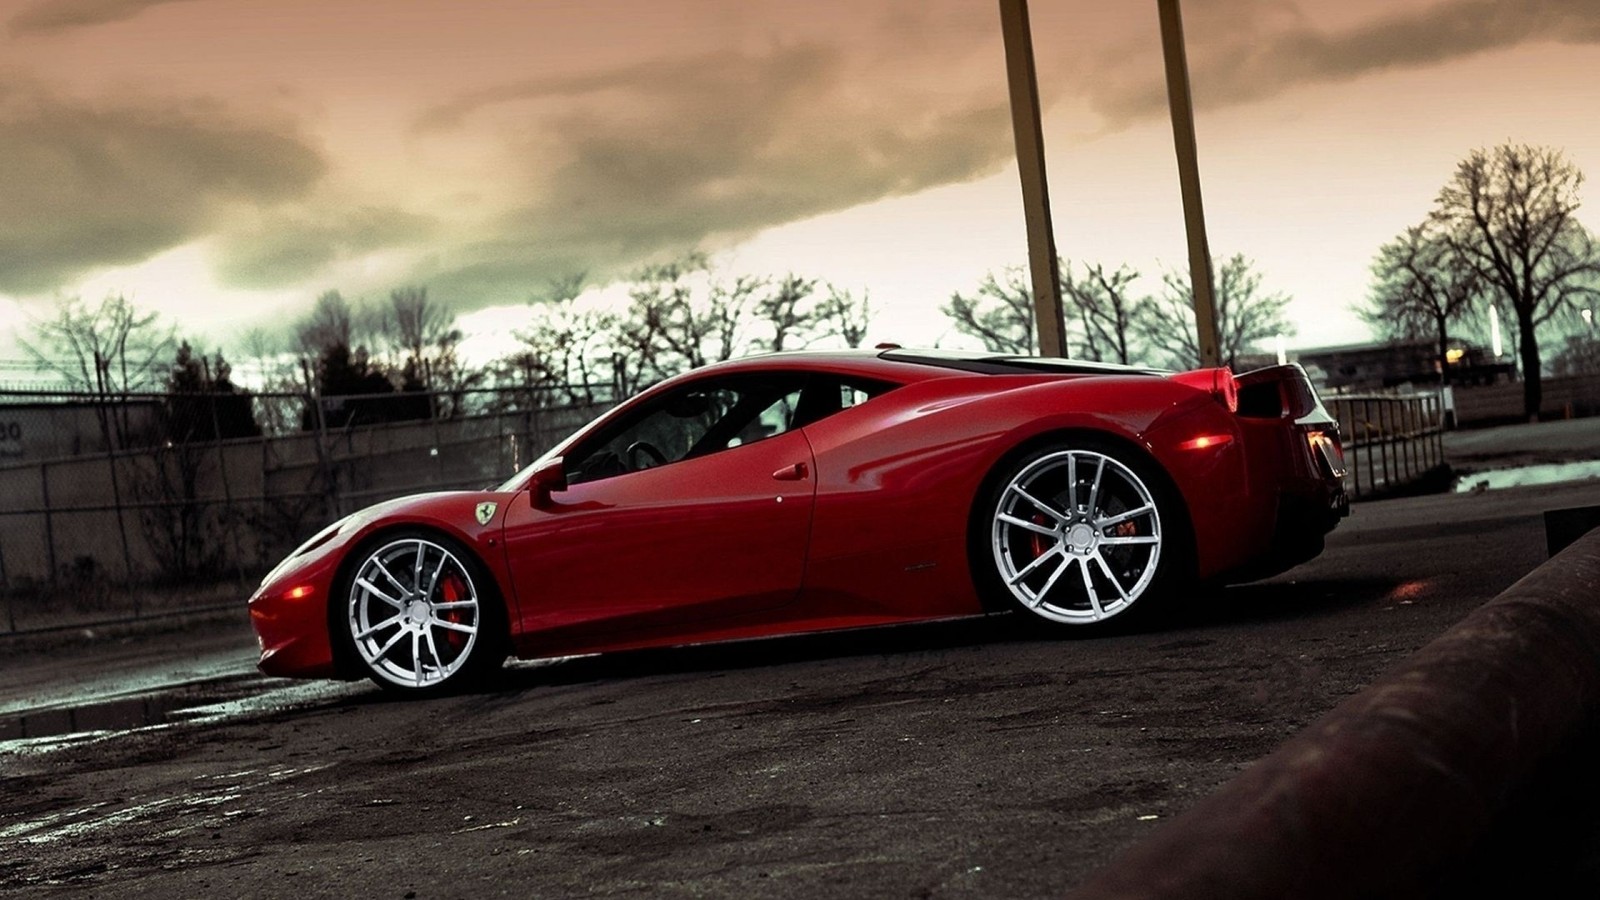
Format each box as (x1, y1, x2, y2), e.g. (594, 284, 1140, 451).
(471, 576, 1403, 693)
(492, 614, 1025, 691)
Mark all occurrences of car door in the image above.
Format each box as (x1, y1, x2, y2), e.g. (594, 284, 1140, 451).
(499, 373, 816, 639)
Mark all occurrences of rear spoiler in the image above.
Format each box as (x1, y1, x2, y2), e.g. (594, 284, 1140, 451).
(1233, 364, 1325, 421)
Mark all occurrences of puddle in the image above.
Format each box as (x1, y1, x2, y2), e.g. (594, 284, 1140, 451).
(0, 675, 344, 752)
(1454, 460, 1600, 493)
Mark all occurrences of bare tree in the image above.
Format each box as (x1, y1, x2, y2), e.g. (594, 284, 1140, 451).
(612, 254, 767, 389)
(1360, 223, 1484, 382)
(135, 342, 260, 581)
(381, 285, 483, 413)
(511, 257, 851, 397)
(697, 274, 763, 364)
(755, 274, 819, 352)
(501, 299, 617, 406)
(816, 285, 873, 348)
(615, 255, 704, 387)
(1062, 261, 1145, 364)
(1432, 143, 1600, 419)
(383, 286, 453, 372)
(942, 267, 1035, 354)
(23, 294, 176, 448)
(295, 290, 358, 357)
(23, 294, 174, 395)
(1136, 254, 1294, 370)
(236, 327, 301, 433)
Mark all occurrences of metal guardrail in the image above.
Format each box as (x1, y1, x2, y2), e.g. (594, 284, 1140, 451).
(1327, 393, 1447, 500)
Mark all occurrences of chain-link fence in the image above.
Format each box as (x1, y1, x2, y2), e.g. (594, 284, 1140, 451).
(0, 385, 614, 633)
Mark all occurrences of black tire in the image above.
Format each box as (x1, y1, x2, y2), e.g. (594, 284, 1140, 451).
(972, 435, 1190, 630)
(331, 529, 507, 695)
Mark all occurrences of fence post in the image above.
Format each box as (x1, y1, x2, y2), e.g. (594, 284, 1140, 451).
(1346, 399, 1361, 500)
(1404, 399, 1417, 482)
(428, 381, 446, 489)
(301, 358, 339, 520)
(0, 534, 13, 633)
(1376, 397, 1388, 486)
(91, 357, 137, 594)
(259, 431, 271, 570)
(1364, 400, 1377, 494)
(202, 357, 248, 585)
(1434, 393, 1446, 469)
(1413, 399, 1423, 478)
(40, 461, 58, 584)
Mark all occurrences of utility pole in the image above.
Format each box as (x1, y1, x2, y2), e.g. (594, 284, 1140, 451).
(998, 0, 1068, 358)
(1157, 0, 1222, 368)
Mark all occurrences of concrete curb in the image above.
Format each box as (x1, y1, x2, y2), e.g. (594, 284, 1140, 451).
(1067, 528, 1600, 899)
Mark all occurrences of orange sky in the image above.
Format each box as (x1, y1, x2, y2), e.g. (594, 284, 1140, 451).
(2, 0, 1599, 366)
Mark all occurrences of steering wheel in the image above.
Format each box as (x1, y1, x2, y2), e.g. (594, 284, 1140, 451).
(626, 440, 669, 470)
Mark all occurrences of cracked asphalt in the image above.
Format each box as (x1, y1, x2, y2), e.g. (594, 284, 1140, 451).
(4, 466, 1600, 898)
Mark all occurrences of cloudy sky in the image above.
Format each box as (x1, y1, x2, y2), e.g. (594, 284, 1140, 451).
(2, 0, 1599, 370)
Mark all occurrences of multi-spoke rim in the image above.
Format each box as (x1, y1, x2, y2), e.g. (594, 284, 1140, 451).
(348, 538, 481, 689)
(991, 449, 1162, 624)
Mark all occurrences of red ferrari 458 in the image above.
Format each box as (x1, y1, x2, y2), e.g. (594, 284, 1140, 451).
(249, 348, 1348, 693)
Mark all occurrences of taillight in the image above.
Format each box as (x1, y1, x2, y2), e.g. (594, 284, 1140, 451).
(1307, 429, 1347, 478)
(1171, 367, 1238, 413)
(1218, 369, 1239, 413)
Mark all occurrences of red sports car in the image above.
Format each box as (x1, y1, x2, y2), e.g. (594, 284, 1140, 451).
(249, 349, 1348, 694)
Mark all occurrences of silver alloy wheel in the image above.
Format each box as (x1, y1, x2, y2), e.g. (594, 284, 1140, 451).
(348, 537, 481, 689)
(991, 448, 1163, 624)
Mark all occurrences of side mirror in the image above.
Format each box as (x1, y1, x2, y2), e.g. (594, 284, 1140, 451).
(529, 456, 567, 507)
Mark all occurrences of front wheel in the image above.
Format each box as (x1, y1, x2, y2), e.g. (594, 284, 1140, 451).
(339, 532, 504, 693)
(980, 439, 1183, 627)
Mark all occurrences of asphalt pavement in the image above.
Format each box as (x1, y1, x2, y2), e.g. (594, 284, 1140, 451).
(2, 422, 1600, 897)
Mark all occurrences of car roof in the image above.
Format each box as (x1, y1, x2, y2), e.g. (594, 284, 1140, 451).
(691, 347, 1170, 381)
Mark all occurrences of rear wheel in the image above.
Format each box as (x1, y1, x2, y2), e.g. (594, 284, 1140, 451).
(339, 532, 504, 694)
(981, 439, 1182, 627)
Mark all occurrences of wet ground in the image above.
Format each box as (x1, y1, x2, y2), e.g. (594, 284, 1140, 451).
(1454, 459, 1600, 492)
(1444, 415, 1600, 472)
(3, 443, 1600, 897)
(1447, 417, 1600, 494)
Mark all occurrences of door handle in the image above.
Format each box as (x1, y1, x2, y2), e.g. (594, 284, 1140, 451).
(771, 462, 808, 481)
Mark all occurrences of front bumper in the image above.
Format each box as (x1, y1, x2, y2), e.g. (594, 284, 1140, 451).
(248, 554, 341, 678)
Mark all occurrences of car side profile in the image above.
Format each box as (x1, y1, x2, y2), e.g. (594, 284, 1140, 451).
(248, 348, 1348, 694)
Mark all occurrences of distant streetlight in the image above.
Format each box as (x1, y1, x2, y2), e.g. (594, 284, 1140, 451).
(1583, 308, 1594, 330)
(1489, 304, 1503, 358)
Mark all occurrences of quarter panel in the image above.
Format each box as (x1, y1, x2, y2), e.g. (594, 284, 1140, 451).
(799, 375, 1214, 614)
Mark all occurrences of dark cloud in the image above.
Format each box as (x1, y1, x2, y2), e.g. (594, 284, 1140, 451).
(414, 41, 1013, 306)
(211, 205, 437, 290)
(1089, 0, 1600, 124)
(0, 79, 325, 294)
(8, 0, 199, 35)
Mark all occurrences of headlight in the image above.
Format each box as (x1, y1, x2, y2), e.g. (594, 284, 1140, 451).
(260, 514, 354, 587)
(294, 515, 353, 558)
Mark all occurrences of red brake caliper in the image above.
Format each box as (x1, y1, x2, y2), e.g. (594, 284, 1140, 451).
(439, 573, 467, 652)
(1029, 513, 1053, 559)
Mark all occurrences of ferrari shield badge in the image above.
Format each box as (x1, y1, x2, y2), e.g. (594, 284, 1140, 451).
(475, 501, 497, 526)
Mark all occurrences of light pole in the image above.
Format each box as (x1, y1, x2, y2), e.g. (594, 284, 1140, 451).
(999, 0, 1220, 365)
(998, 0, 1068, 358)
(1156, 0, 1222, 368)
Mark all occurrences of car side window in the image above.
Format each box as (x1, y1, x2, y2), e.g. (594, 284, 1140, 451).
(566, 375, 806, 484)
(789, 375, 898, 430)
